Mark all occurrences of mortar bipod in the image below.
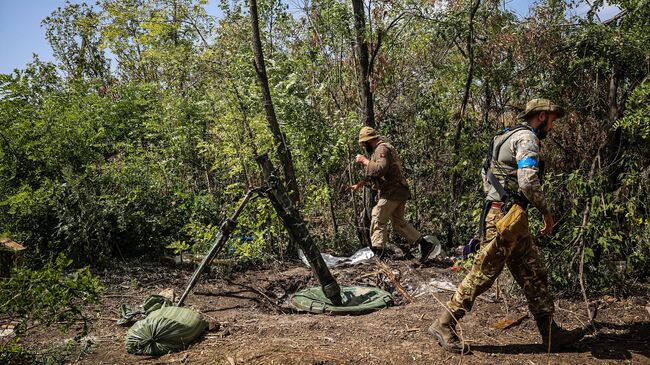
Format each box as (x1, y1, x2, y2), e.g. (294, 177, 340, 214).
(177, 154, 344, 307)
(176, 188, 264, 307)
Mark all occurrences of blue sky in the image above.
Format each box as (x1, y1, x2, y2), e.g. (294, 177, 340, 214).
(0, 0, 223, 74)
(0, 0, 621, 75)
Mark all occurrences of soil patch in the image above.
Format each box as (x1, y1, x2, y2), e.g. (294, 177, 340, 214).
(21, 258, 650, 364)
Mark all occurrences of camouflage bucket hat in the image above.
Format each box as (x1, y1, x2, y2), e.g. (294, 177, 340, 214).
(358, 126, 379, 143)
(518, 98, 566, 119)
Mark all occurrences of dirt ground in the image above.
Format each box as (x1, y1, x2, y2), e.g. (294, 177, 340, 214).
(25, 256, 650, 364)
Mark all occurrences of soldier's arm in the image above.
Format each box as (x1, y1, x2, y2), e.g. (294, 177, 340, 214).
(512, 131, 550, 215)
(365, 145, 391, 179)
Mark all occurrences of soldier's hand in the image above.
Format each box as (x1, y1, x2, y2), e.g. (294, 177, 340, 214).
(349, 182, 364, 191)
(540, 212, 554, 236)
(355, 154, 369, 165)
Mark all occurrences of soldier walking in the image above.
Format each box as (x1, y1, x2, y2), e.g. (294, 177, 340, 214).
(428, 99, 586, 353)
(350, 127, 436, 262)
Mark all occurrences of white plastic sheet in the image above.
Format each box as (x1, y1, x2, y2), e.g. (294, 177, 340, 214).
(298, 247, 375, 268)
(413, 279, 457, 297)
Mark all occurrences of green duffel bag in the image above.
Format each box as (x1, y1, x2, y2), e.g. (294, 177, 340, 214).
(125, 306, 208, 355)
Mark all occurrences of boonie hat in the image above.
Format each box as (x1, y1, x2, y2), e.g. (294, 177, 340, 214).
(358, 126, 380, 143)
(518, 98, 565, 119)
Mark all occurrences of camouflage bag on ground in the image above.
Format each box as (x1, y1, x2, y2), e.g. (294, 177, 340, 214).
(124, 305, 208, 356)
(117, 295, 172, 326)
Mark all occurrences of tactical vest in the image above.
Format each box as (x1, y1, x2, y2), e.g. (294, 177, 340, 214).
(484, 124, 535, 203)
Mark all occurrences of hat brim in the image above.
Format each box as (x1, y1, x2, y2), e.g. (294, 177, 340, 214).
(518, 105, 566, 119)
(358, 135, 379, 143)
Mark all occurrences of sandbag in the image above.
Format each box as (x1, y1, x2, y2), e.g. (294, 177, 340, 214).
(118, 295, 172, 326)
(125, 306, 207, 355)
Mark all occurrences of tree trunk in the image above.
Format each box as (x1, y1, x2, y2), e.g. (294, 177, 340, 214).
(249, 0, 301, 204)
(325, 174, 339, 235)
(608, 69, 620, 123)
(351, 0, 374, 248)
(351, 0, 375, 129)
(348, 145, 365, 245)
(605, 68, 625, 193)
(450, 0, 481, 201)
(446, 0, 481, 248)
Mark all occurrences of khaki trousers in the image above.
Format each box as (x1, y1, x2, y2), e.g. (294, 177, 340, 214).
(370, 198, 421, 248)
(447, 205, 555, 317)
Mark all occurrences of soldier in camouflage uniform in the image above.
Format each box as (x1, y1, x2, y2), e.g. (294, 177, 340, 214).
(351, 127, 436, 262)
(429, 99, 586, 353)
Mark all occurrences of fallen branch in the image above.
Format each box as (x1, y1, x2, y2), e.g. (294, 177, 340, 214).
(247, 350, 346, 365)
(490, 313, 528, 330)
(376, 261, 414, 303)
(235, 284, 288, 314)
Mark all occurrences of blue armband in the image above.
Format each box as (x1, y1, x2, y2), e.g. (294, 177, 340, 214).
(517, 156, 539, 169)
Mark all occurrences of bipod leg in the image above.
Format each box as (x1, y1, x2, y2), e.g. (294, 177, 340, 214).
(177, 189, 260, 306)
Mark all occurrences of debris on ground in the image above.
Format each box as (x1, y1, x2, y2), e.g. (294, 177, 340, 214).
(0, 237, 25, 252)
(18, 258, 650, 364)
(298, 247, 375, 268)
(0, 322, 16, 338)
(158, 288, 176, 302)
(490, 314, 529, 330)
(412, 279, 457, 297)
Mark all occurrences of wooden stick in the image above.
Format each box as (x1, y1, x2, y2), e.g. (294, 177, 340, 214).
(377, 261, 414, 303)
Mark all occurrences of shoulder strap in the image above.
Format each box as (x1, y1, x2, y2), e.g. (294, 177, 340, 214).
(483, 125, 529, 170)
(493, 125, 530, 160)
(483, 125, 531, 200)
(486, 169, 509, 200)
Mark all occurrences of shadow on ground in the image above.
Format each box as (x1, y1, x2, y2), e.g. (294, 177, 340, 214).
(471, 321, 650, 360)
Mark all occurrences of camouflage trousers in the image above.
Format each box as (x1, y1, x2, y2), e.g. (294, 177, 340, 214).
(370, 198, 421, 248)
(447, 204, 554, 317)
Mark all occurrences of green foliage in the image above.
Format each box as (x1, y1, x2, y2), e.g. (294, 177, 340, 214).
(0, 63, 222, 263)
(541, 155, 650, 291)
(42, 2, 109, 80)
(0, 254, 103, 364)
(166, 240, 190, 255)
(0, 254, 103, 332)
(453, 253, 476, 277)
(614, 80, 650, 140)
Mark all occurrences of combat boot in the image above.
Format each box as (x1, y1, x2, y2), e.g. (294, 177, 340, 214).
(370, 246, 387, 259)
(428, 309, 471, 354)
(535, 314, 586, 352)
(417, 235, 439, 263)
(372, 244, 410, 260)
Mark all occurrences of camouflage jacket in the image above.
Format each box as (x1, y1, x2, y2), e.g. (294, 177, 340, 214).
(363, 138, 411, 201)
(482, 124, 550, 214)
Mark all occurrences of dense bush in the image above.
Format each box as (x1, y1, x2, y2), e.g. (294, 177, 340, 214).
(0, 0, 648, 295)
(0, 254, 103, 364)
